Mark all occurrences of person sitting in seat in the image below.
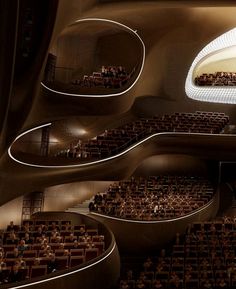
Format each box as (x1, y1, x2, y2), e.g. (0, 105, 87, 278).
(217, 278, 227, 288)
(153, 280, 163, 289)
(15, 257, 26, 269)
(7, 221, 19, 232)
(47, 253, 58, 274)
(23, 233, 33, 244)
(17, 239, 28, 257)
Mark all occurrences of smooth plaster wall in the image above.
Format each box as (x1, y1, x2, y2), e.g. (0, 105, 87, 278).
(0, 196, 23, 228)
(55, 34, 97, 82)
(134, 154, 209, 177)
(44, 181, 111, 211)
(195, 58, 236, 76)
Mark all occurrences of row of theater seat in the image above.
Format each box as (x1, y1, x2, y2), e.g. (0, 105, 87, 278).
(120, 217, 236, 289)
(2, 244, 104, 258)
(0, 254, 96, 283)
(195, 72, 236, 86)
(89, 175, 214, 221)
(55, 111, 229, 161)
(0, 219, 106, 284)
(71, 65, 129, 89)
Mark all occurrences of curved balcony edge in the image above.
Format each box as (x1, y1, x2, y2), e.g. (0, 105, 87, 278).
(2, 212, 120, 289)
(8, 122, 236, 168)
(89, 192, 219, 252)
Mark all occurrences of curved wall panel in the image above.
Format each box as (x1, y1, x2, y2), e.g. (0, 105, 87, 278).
(90, 192, 219, 253)
(133, 154, 209, 177)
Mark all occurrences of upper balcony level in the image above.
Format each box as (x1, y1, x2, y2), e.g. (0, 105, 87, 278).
(9, 111, 235, 168)
(41, 18, 144, 98)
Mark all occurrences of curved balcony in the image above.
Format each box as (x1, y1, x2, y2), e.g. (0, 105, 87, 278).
(185, 28, 236, 103)
(8, 111, 233, 168)
(1, 212, 120, 289)
(90, 192, 219, 253)
(42, 18, 144, 99)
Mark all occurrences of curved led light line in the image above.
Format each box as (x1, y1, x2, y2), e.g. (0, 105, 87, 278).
(90, 196, 215, 224)
(185, 28, 236, 104)
(41, 18, 145, 98)
(8, 123, 235, 168)
(9, 242, 116, 289)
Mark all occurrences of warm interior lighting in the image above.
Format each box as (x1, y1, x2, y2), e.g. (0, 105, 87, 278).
(185, 28, 236, 103)
(194, 45, 236, 77)
(49, 136, 60, 143)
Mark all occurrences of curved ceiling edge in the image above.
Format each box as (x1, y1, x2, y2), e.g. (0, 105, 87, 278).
(185, 28, 236, 104)
(8, 123, 235, 169)
(41, 18, 145, 98)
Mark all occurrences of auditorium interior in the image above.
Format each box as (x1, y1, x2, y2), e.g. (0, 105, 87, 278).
(2, 0, 236, 288)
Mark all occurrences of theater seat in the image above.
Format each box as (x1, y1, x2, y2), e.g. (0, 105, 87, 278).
(30, 265, 47, 278)
(70, 256, 85, 267)
(19, 267, 30, 280)
(56, 256, 69, 270)
(70, 249, 84, 256)
(85, 248, 99, 262)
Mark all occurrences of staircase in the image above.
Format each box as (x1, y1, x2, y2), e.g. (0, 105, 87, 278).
(66, 198, 92, 215)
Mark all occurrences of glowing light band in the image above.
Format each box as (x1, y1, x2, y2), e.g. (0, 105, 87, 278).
(185, 28, 236, 104)
(8, 123, 233, 168)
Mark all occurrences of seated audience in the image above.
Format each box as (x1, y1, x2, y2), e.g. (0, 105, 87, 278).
(55, 111, 229, 162)
(120, 216, 236, 289)
(0, 219, 105, 284)
(195, 71, 236, 86)
(90, 175, 214, 221)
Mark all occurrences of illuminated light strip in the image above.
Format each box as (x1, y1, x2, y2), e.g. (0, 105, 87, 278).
(185, 28, 236, 104)
(8, 123, 235, 168)
(41, 18, 145, 98)
(8, 242, 116, 289)
(90, 196, 215, 224)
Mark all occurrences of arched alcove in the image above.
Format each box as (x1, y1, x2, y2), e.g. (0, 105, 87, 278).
(185, 28, 236, 103)
(42, 18, 144, 97)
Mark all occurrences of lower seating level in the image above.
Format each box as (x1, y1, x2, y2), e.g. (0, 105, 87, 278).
(89, 175, 214, 221)
(119, 217, 236, 289)
(0, 219, 105, 284)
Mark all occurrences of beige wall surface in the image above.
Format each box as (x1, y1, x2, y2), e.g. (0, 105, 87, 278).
(44, 181, 111, 211)
(0, 196, 23, 228)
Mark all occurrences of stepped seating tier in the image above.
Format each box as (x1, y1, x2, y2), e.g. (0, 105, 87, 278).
(56, 111, 229, 163)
